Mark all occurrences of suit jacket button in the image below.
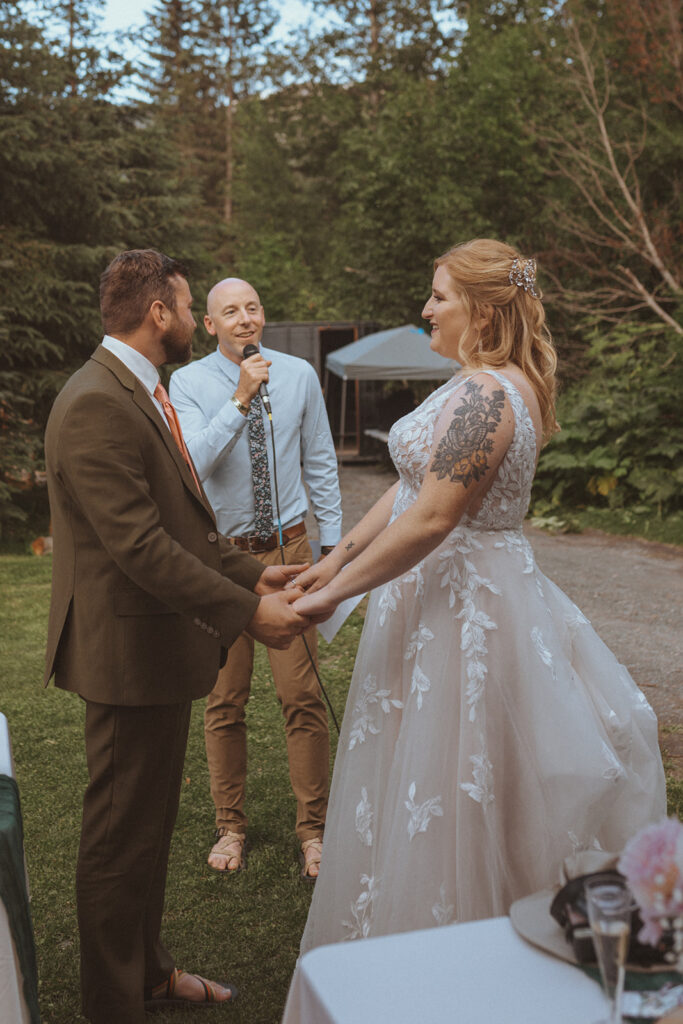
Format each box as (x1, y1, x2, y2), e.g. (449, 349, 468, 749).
(194, 617, 202, 626)
(207, 531, 218, 543)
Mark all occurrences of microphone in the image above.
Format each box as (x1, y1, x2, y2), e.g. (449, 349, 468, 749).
(242, 343, 271, 415)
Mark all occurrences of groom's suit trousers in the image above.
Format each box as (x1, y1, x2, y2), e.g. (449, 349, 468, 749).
(77, 699, 191, 1024)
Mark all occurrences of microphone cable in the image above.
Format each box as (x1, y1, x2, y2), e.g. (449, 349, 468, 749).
(243, 344, 341, 735)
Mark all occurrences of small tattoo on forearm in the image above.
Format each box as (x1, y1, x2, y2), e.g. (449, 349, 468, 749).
(430, 380, 505, 487)
(345, 541, 355, 551)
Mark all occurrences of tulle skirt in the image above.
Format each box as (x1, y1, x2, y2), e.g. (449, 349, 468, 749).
(300, 526, 666, 954)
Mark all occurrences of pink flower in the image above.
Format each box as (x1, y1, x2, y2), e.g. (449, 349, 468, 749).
(617, 818, 683, 946)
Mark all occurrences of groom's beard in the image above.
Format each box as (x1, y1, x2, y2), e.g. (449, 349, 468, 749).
(161, 317, 193, 365)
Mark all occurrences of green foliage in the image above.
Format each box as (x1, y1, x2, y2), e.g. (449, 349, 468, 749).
(0, 3, 211, 535)
(4, 0, 681, 537)
(534, 322, 682, 516)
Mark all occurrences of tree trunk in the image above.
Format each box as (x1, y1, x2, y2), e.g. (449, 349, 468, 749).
(224, 6, 234, 226)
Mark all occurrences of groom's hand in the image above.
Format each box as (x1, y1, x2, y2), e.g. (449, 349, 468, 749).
(255, 563, 310, 595)
(246, 590, 309, 649)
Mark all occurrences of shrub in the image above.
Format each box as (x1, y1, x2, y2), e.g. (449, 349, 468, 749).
(533, 321, 682, 517)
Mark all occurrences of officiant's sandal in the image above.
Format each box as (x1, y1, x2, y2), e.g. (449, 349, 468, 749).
(145, 967, 238, 1008)
(208, 829, 246, 873)
(299, 837, 323, 882)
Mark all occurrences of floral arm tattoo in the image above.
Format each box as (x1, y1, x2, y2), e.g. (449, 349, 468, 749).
(345, 540, 355, 551)
(430, 380, 506, 487)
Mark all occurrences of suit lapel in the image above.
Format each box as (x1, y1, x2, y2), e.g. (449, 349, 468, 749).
(91, 346, 216, 519)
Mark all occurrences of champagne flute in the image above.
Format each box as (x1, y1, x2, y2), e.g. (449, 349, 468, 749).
(584, 878, 633, 1024)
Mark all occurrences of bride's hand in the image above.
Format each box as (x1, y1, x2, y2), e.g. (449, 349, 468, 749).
(292, 585, 338, 623)
(285, 553, 340, 593)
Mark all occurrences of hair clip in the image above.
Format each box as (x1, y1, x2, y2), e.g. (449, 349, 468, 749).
(509, 257, 538, 298)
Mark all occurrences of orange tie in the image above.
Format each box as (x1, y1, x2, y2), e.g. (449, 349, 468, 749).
(154, 382, 201, 494)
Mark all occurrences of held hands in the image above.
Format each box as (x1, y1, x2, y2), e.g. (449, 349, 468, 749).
(235, 350, 271, 407)
(255, 563, 310, 596)
(284, 549, 343, 622)
(284, 551, 340, 594)
(246, 590, 309, 650)
(292, 585, 338, 624)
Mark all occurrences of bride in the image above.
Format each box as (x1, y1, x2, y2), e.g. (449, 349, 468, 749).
(292, 238, 666, 952)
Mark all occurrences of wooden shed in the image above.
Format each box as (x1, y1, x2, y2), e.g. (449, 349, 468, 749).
(262, 320, 382, 459)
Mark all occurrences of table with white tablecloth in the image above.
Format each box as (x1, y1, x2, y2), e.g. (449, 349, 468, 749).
(0, 712, 37, 1023)
(282, 915, 609, 1024)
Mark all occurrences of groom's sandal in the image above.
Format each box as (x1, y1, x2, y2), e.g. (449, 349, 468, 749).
(145, 968, 238, 1008)
(299, 837, 323, 882)
(208, 829, 246, 873)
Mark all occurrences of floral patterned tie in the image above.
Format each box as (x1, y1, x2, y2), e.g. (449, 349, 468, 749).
(247, 394, 274, 541)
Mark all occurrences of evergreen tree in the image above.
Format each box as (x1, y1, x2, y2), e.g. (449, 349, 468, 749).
(139, 0, 278, 252)
(0, 0, 206, 535)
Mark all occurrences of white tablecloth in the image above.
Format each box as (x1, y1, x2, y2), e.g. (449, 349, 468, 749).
(0, 712, 31, 1024)
(0, 712, 14, 777)
(282, 916, 609, 1024)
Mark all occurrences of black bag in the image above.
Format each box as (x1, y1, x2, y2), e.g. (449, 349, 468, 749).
(550, 869, 670, 967)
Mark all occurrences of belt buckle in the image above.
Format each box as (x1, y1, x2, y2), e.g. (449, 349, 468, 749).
(245, 533, 262, 553)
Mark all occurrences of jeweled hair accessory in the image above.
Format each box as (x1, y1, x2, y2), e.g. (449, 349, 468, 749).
(509, 257, 538, 298)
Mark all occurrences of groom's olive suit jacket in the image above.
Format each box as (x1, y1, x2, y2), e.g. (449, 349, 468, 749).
(44, 344, 264, 705)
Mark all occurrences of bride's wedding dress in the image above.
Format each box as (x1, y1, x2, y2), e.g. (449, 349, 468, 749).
(300, 371, 665, 953)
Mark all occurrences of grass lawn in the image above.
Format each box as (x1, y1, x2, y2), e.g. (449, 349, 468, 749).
(0, 554, 679, 1023)
(0, 555, 362, 1024)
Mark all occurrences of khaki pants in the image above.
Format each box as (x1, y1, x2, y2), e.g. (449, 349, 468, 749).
(204, 531, 329, 843)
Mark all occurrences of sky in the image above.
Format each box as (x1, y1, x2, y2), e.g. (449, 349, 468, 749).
(101, 0, 312, 41)
(97, 0, 315, 97)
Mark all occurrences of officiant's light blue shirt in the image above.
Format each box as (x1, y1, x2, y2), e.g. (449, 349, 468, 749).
(169, 346, 342, 545)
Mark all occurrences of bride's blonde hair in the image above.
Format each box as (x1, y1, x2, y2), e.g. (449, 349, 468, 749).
(435, 238, 558, 442)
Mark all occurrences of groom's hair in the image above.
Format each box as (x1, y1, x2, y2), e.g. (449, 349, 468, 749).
(100, 249, 189, 335)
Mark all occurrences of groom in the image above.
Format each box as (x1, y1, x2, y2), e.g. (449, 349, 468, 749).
(43, 249, 309, 1023)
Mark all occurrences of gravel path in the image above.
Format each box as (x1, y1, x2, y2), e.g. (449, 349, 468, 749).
(307, 463, 683, 777)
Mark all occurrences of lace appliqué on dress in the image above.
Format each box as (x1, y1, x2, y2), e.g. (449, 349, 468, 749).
(355, 787, 374, 846)
(494, 530, 535, 573)
(378, 564, 425, 626)
(461, 751, 495, 806)
(405, 623, 435, 658)
(410, 665, 431, 710)
(457, 561, 500, 722)
(405, 782, 443, 840)
(432, 884, 455, 926)
(600, 741, 627, 781)
(348, 674, 403, 750)
(531, 626, 558, 681)
(343, 874, 378, 940)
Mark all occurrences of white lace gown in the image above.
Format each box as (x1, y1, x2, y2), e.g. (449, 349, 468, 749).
(300, 371, 666, 953)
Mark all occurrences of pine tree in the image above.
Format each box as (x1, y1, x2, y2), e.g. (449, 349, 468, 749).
(139, 0, 278, 251)
(0, 0, 208, 535)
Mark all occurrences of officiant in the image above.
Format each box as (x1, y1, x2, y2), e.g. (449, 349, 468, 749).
(170, 276, 341, 882)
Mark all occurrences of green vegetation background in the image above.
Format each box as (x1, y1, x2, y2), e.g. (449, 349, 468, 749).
(1, 0, 681, 545)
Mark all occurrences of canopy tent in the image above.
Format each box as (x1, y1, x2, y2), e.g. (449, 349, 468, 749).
(323, 325, 458, 455)
(325, 324, 457, 381)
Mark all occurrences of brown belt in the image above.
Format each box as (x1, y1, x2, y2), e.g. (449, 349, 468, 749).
(229, 520, 306, 554)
